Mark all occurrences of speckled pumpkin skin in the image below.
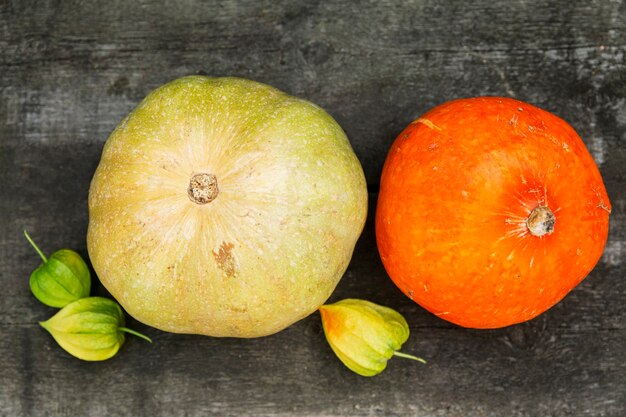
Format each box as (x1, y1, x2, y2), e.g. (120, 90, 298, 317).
(88, 76, 368, 337)
(376, 97, 611, 329)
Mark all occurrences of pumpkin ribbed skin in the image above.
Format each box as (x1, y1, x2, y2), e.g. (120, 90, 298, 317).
(88, 76, 367, 337)
(376, 97, 611, 329)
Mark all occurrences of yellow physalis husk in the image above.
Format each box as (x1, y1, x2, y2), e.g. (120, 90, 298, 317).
(40, 297, 152, 361)
(319, 298, 425, 376)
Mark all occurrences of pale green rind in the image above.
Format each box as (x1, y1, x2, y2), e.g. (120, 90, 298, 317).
(87, 76, 368, 337)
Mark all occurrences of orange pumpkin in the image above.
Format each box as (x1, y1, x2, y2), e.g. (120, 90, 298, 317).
(376, 97, 611, 329)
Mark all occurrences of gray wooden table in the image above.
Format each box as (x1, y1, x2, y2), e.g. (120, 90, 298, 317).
(1, 1, 625, 416)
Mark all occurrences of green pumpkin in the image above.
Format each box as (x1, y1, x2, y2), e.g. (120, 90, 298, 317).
(88, 76, 368, 337)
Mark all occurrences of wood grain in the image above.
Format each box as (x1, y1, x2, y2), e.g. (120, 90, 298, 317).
(1, 0, 624, 416)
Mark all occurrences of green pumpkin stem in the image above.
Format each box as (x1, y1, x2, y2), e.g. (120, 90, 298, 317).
(24, 230, 48, 263)
(393, 351, 427, 363)
(118, 326, 152, 343)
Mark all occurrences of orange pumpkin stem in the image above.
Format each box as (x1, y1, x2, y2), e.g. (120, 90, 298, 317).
(526, 205, 555, 237)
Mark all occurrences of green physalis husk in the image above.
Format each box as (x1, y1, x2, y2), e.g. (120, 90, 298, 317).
(40, 297, 152, 361)
(24, 230, 91, 308)
(319, 298, 425, 377)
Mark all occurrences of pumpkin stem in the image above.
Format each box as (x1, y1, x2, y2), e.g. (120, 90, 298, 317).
(188, 173, 219, 204)
(526, 206, 555, 237)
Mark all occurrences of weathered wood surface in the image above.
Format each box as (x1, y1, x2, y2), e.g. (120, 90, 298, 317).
(1, 0, 625, 416)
